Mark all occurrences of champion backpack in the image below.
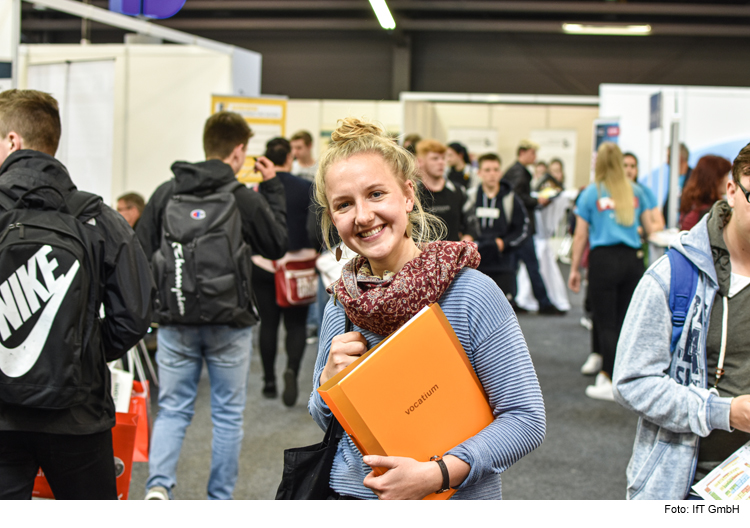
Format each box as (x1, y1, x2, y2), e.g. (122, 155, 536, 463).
(0, 178, 101, 409)
(151, 181, 254, 325)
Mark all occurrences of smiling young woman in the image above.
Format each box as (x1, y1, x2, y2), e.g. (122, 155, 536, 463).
(307, 117, 546, 500)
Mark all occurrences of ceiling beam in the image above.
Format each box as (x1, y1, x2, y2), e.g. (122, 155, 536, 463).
(389, 1, 750, 18)
(72, 0, 750, 17)
(22, 16, 750, 38)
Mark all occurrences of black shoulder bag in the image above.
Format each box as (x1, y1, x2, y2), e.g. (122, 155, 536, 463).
(275, 317, 351, 500)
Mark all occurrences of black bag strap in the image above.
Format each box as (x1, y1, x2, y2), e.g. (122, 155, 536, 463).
(65, 190, 102, 221)
(3, 184, 67, 211)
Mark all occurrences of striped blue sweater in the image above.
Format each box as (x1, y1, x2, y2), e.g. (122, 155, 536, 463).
(308, 267, 546, 500)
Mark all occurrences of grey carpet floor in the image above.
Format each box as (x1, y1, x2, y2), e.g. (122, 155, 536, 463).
(128, 264, 638, 500)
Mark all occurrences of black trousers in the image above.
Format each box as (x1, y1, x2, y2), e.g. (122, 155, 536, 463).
(0, 429, 117, 499)
(588, 244, 644, 378)
(513, 236, 552, 308)
(252, 265, 310, 384)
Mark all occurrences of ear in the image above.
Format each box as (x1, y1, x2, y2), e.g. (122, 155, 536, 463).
(233, 143, 247, 160)
(6, 131, 23, 153)
(727, 179, 737, 208)
(404, 180, 415, 213)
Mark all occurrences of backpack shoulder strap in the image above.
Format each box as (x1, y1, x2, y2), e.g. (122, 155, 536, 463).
(65, 190, 103, 221)
(667, 249, 699, 353)
(216, 180, 244, 194)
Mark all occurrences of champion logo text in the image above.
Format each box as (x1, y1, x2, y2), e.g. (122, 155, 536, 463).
(171, 242, 187, 316)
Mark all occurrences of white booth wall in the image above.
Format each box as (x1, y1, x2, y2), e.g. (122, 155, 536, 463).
(287, 98, 599, 190)
(599, 83, 750, 205)
(18, 44, 238, 204)
(287, 99, 402, 159)
(403, 100, 599, 189)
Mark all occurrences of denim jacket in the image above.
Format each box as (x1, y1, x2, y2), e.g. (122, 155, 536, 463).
(612, 208, 734, 500)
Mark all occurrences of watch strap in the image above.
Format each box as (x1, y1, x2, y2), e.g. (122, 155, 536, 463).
(430, 455, 451, 493)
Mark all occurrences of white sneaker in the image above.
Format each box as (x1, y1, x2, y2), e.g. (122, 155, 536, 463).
(580, 316, 593, 330)
(580, 353, 603, 375)
(585, 372, 615, 401)
(145, 486, 170, 500)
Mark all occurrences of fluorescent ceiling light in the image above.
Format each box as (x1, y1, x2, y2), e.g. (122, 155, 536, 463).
(562, 23, 651, 36)
(370, 0, 396, 30)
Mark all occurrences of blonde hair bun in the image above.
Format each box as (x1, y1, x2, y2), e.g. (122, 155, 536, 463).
(330, 117, 385, 144)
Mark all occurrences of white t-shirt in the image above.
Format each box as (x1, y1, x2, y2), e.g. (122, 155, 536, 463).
(291, 159, 318, 182)
(729, 272, 750, 298)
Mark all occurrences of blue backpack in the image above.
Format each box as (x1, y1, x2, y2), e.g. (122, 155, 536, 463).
(667, 249, 699, 352)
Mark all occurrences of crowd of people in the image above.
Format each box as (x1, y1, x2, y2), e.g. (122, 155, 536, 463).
(0, 87, 748, 502)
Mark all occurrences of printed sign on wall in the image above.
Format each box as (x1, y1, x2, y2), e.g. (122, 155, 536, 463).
(447, 128, 498, 157)
(591, 118, 621, 180)
(211, 95, 288, 183)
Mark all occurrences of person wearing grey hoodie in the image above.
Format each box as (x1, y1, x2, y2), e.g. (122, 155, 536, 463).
(613, 142, 750, 500)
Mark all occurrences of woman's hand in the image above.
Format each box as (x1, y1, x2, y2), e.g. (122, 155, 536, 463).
(568, 269, 581, 293)
(320, 331, 368, 385)
(568, 215, 588, 294)
(362, 455, 470, 500)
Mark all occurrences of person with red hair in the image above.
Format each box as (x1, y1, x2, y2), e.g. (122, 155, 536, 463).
(679, 155, 732, 231)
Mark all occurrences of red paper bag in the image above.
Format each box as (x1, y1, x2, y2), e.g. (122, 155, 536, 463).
(32, 412, 139, 500)
(112, 412, 139, 500)
(130, 380, 151, 462)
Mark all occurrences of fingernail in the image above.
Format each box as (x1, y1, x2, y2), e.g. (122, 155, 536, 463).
(363, 456, 371, 464)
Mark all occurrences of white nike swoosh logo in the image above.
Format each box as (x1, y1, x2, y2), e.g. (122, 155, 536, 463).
(0, 261, 80, 378)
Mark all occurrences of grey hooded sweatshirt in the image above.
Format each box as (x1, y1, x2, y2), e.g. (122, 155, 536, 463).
(613, 201, 736, 500)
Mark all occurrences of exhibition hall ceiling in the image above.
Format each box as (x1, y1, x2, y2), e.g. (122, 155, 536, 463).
(20, 1, 750, 40)
(16, 1, 750, 100)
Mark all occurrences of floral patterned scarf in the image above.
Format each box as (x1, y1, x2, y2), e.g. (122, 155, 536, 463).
(328, 241, 481, 336)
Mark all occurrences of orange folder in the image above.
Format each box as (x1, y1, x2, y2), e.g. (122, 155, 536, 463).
(318, 303, 494, 500)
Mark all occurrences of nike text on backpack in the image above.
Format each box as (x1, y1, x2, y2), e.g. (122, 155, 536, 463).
(151, 181, 255, 324)
(0, 182, 101, 409)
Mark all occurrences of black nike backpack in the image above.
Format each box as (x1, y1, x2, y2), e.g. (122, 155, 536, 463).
(0, 177, 101, 409)
(151, 181, 254, 325)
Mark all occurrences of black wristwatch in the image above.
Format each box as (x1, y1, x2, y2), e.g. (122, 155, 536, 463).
(430, 455, 451, 493)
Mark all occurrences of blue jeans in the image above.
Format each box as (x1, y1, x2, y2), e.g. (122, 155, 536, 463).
(146, 325, 253, 500)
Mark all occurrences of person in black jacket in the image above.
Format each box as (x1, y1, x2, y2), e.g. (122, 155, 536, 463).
(137, 112, 287, 500)
(416, 139, 479, 242)
(503, 140, 564, 315)
(466, 153, 529, 302)
(0, 89, 153, 499)
(251, 137, 316, 407)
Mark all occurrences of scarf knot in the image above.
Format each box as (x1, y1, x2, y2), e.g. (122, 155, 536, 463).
(329, 241, 480, 335)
